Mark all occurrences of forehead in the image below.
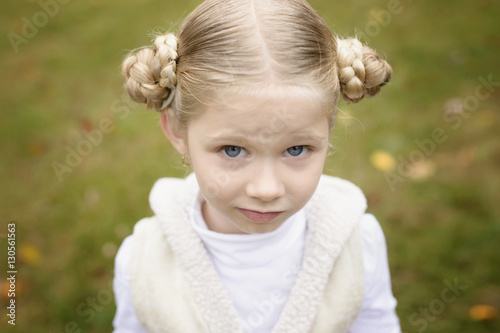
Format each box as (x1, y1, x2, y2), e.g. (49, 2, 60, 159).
(188, 86, 331, 139)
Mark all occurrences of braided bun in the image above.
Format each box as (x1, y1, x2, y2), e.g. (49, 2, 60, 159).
(121, 33, 178, 111)
(336, 38, 392, 104)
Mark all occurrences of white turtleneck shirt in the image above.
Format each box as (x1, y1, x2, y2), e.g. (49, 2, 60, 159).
(113, 189, 400, 332)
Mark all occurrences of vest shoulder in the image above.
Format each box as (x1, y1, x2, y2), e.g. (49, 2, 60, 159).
(318, 174, 365, 194)
(316, 175, 367, 207)
(132, 216, 161, 237)
(149, 174, 198, 215)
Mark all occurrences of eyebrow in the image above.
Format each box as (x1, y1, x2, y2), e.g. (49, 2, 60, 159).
(288, 133, 328, 142)
(204, 133, 249, 143)
(204, 132, 327, 143)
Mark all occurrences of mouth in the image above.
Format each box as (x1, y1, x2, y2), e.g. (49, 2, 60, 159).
(238, 208, 283, 223)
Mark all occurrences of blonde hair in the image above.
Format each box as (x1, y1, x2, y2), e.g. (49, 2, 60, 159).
(121, 0, 392, 130)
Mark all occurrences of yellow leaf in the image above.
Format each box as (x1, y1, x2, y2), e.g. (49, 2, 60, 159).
(370, 150, 396, 172)
(469, 304, 498, 321)
(20, 243, 41, 266)
(1, 280, 27, 300)
(0, 281, 10, 300)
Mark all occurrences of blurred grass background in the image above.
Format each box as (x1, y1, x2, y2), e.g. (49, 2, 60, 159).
(1, 0, 499, 332)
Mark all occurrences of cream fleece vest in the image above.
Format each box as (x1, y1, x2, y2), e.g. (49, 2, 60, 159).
(130, 174, 366, 333)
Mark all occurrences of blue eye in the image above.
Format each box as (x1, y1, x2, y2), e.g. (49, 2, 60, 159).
(222, 146, 247, 158)
(284, 146, 307, 157)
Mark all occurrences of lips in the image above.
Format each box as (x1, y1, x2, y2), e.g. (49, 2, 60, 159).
(238, 208, 283, 223)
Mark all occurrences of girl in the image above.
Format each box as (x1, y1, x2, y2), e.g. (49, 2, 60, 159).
(113, 0, 400, 332)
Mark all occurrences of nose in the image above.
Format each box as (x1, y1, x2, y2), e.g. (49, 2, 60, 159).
(245, 161, 285, 202)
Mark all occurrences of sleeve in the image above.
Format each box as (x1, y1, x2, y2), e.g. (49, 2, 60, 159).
(112, 235, 149, 333)
(349, 214, 401, 333)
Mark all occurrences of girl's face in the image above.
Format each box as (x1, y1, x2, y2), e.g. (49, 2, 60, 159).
(185, 89, 331, 234)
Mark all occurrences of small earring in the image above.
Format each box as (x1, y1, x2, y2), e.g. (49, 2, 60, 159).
(181, 154, 192, 167)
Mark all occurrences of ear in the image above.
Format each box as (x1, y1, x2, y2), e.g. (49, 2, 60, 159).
(159, 109, 188, 155)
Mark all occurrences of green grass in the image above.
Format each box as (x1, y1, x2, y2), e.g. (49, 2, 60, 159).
(1, 0, 500, 332)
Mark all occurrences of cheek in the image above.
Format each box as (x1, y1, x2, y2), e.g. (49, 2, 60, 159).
(196, 171, 236, 208)
(288, 168, 322, 203)
(197, 177, 225, 203)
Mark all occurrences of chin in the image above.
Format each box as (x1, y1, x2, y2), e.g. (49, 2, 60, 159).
(240, 222, 283, 234)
